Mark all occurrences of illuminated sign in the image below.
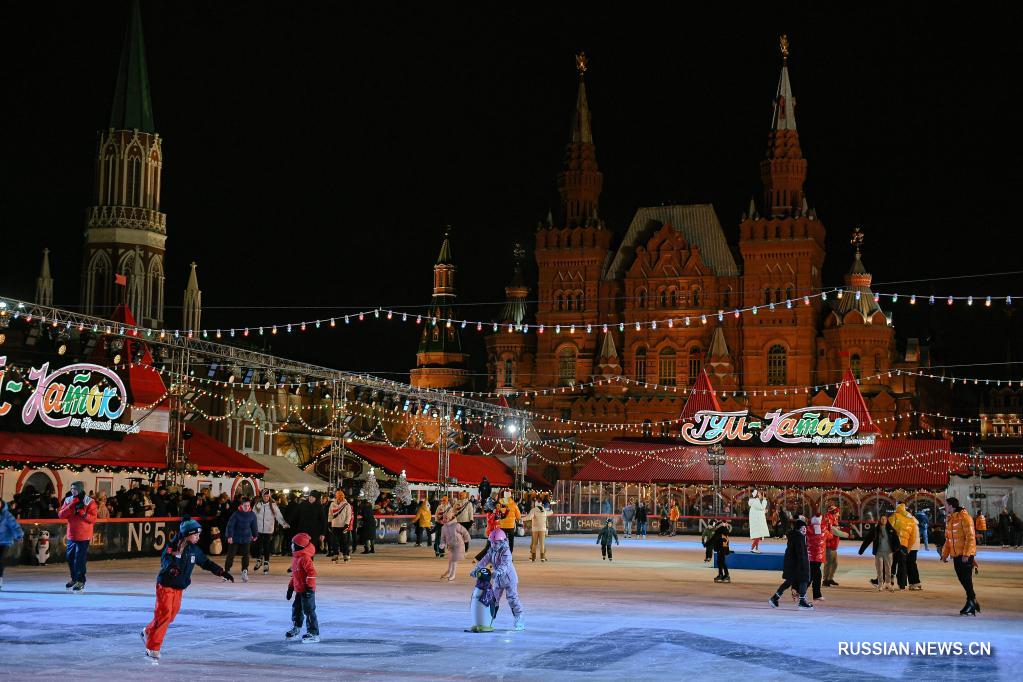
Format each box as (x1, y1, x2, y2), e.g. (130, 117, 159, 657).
(1, 358, 138, 434)
(680, 407, 872, 446)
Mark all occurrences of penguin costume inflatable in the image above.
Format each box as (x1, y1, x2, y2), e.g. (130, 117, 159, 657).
(466, 567, 498, 632)
(35, 530, 50, 566)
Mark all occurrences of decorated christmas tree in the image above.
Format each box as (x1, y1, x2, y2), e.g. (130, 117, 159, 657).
(362, 467, 380, 504)
(393, 469, 413, 507)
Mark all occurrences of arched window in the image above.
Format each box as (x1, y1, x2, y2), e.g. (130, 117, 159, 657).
(774, 288, 783, 303)
(669, 288, 678, 308)
(559, 347, 577, 386)
(637, 288, 647, 309)
(635, 347, 647, 381)
(554, 292, 563, 311)
(767, 344, 787, 385)
(658, 288, 667, 308)
(722, 287, 731, 308)
(851, 353, 862, 379)
(785, 286, 794, 303)
(658, 347, 677, 386)
(576, 292, 584, 310)
(764, 288, 772, 306)
(688, 347, 702, 385)
(503, 359, 514, 387)
(567, 294, 575, 311)
(874, 352, 882, 373)
(692, 287, 701, 307)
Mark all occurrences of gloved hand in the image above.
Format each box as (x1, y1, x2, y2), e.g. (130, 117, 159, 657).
(221, 571, 235, 583)
(286, 584, 294, 601)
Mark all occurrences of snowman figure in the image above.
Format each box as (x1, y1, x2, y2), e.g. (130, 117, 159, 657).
(209, 526, 223, 555)
(35, 530, 50, 566)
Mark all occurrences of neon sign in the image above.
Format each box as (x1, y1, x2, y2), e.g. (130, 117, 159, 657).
(1, 358, 136, 434)
(680, 407, 871, 446)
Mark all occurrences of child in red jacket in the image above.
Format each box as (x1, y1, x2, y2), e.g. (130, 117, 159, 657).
(285, 532, 319, 643)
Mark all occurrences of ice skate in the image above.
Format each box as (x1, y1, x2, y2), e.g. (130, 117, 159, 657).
(467, 625, 494, 633)
(751, 548, 761, 554)
(514, 615, 525, 631)
(241, 569, 248, 583)
(285, 626, 301, 639)
(720, 575, 729, 582)
(769, 594, 780, 608)
(960, 600, 977, 616)
(71, 581, 85, 593)
(343, 556, 350, 563)
(875, 583, 882, 591)
(829, 580, 840, 586)
(909, 584, 922, 591)
(145, 649, 160, 661)
(263, 564, 270, 576)
(713, 575, 724, 582)
(65, 580, 74, 590)
(253, 559, 263, 572)
(140, 628, 147, 643)
(798, 598, 814, 610)
(301, 633, 320, 643)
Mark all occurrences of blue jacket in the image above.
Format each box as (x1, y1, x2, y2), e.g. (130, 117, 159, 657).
(914, 511, 929, 529)
(225, 509, 258, 544)
(157, 537, 224, 590)
(0, 506, 23, 546)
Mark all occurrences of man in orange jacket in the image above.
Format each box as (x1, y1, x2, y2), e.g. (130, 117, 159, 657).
(941, 497, 979, 615)
(57, 481, 98, 592)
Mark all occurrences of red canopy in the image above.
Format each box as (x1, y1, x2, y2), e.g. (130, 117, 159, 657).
(345, 441, 513, 486)
(679, 369, 721, 420)
(0, 430, 265, 474)
(572, 437, 951, 489)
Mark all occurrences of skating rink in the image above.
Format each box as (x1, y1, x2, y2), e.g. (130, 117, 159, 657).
(1, 535, 1020, 681)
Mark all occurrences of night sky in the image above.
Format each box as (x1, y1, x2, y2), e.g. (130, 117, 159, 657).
(3, 2, 1022, 388)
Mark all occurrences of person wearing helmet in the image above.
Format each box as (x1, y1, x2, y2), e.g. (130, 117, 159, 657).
(471, 529, 525, 630)
(141, 517, 233, 660)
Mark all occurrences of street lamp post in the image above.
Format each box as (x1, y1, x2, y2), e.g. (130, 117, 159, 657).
(706, 443, 727, 518)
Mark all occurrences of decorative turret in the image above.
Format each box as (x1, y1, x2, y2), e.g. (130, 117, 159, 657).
(411, 228, 468, 389)
(595, 329, 621, 379)
(556, 52, 603, 228)
(35, 248, 53, 307)
(183, 262, 202, 332)
(81, 0, 166, 327)
(499, 243, 530, 326)
(831, 228, 885, 323)
(486, 244, 537, 395)
(760, 35, 807, 218)
(706, 326, 738, 394)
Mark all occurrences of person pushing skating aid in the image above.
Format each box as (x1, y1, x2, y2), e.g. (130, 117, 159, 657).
(471, 529, 525, 630)
(141, 517, 233, 660)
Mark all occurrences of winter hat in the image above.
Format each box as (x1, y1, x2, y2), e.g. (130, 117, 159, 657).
(179, 516, 202, 536)
(792, 519, 807, 530)
(488, 528, 507, 543)
(291, 532, 312, 550)
(605, 518, 614, 525)
(946, 497, 961, 510)
(309, 490, 322, 500)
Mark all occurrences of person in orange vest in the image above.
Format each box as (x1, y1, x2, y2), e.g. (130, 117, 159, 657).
(941, 497, 979, 615)
(57, 481, 98, 593)
(668, 500, 681, 537)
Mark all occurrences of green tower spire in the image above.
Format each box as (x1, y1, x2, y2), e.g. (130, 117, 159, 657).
(109, 0, 155, 132)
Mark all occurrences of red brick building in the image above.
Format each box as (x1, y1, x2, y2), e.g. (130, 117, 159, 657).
(478, 46, 931, 484)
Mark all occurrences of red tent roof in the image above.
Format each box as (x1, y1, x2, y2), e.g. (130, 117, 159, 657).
(0, 430, 265, 474)
(679, 369, 721, 421)
(572, 437, 951, 489)
(345, 441, 513, 486)
(88, 304, 168, 407)
(831, 369, 880, 433)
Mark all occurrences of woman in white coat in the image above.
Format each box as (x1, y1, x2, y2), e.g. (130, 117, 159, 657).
(748, 490, 769, 553)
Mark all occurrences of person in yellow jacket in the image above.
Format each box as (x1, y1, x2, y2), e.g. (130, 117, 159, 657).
(496, 490, 522, 553)
(890, 503, 921, 590)
(668, 501, 681, 536)
(412, 500, 432, 548)
(940, 497, 979, 615)
(975, 512, 987, 545)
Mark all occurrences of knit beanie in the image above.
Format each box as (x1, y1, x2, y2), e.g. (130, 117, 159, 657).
(179, 516, 202, 536)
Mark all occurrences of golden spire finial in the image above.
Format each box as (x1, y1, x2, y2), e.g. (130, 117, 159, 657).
(575, 51, 588, 78)
(850, 226, 865, 254)
(779, 34, 789, 62)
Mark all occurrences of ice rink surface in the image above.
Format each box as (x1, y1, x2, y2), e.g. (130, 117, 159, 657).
(1, 535, 1020, 681)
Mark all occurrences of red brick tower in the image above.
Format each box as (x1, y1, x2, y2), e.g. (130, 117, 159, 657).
(738, 36, 826, 414)
(485, 244, 537, 395)
(410, 229, 469, 389)
(534, 53, 613, 420)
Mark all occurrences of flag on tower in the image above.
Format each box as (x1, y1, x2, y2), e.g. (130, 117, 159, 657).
(114, 273, 127, 286)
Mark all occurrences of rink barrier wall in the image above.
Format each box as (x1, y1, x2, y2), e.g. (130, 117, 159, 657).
(5, 514, 913, 565)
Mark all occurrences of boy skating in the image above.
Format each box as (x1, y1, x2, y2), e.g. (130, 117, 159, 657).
(596, 518, 619, 561)
(285, 532, 320, 642)
(142, 517, 233, 660)
(768, 519, 813, 609)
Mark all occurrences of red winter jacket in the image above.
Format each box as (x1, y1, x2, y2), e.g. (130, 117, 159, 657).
(806, 515, 828, 563)
(58, 495, 98, 542)
(822, 511, 842, 550)
(289, 532, 317, 593)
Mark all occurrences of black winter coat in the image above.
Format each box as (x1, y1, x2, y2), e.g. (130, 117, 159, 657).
(479, 478, 492, 504)
(782, 528, 810, 582)
(635, 504, 648, 522)
(290, 501, 327, 540)
(712, 527, 730, 554)
(857, 523, 902, 556)
(358, 505, 376, 543)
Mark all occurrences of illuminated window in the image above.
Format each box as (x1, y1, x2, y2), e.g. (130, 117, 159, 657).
(635, 347, 647, 381)
(559, 347, 577, 386)
(503, 359, 514, 387)
(767, 345, 787, 385)
(658, 347, 677, 386)
(688, 347, 702, 385)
